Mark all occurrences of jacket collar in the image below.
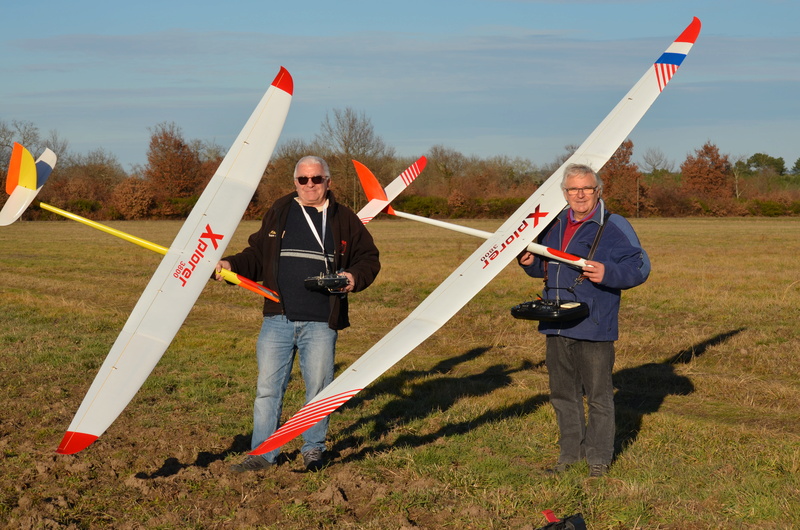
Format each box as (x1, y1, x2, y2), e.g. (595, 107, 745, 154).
(564, 199, 606, 226)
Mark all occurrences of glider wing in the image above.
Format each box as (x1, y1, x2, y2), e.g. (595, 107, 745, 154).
(57, 67, 294, 454)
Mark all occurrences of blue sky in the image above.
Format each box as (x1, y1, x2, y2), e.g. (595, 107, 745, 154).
(2, 0, 798, 172)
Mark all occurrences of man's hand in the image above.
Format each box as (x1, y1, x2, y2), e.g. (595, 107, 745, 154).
(518, 251, 535, 266)
(214, 260, 231, 281)
(341, 271, 355, 292)
(582, 260, 605, 283)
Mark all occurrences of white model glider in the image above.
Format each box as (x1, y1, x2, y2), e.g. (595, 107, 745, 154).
(252, 18, 702, 456)
(56, 66, 294, 454)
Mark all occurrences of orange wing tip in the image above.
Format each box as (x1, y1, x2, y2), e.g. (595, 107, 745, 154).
(271, 66, 293, 96)
(56, 431, 98, 454)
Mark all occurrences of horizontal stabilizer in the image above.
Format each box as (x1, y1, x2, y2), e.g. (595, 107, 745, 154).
(354, 156, 426, 223)
(0, 144, 57, 226)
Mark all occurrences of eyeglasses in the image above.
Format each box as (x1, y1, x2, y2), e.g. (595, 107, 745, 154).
(563, 186, 598, 196)
(295, 175, 328, 185)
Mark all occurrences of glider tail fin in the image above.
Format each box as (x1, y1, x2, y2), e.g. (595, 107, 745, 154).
(1, 143, 57, 226)
(353, 160, 396, 216)
(352, 156, 427, 224)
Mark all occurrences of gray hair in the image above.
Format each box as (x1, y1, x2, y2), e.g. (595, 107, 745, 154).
(561, 163, 603, 191)
(294, 156, 330, 178)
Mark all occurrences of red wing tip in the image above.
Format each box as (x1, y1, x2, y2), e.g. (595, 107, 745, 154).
(676, 17, 701, 44)
(272, 66, 294, 95)
(56, 431, 98, 455)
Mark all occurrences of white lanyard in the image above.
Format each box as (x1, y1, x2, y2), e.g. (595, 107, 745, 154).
(298, 200, 330, 271)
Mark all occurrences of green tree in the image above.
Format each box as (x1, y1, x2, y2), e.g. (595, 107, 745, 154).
(747, 153, 785, 175)
(791, 157, 800, 175)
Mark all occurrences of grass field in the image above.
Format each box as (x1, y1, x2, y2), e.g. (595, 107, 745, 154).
(1, 217, 799, 529)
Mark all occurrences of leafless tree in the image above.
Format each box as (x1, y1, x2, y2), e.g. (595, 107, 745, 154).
(314, 107, 395, 209)
(0, 120, 45, 177)
(641, 147, 674, 173)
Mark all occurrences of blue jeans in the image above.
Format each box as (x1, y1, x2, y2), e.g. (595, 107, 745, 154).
(252, 315, 337, 463)
(545, 335, 615, 466)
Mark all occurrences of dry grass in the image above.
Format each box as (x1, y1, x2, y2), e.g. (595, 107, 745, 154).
(0, 217, 798, 529)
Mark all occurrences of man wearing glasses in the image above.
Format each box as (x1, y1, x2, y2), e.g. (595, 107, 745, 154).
(216, 156, 380, 473)
(517, 163, 650, 477)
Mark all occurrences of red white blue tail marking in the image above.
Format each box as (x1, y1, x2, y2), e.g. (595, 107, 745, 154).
(654, 18, 700, 92)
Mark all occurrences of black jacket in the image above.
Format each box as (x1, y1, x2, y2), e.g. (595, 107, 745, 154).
(224, 191, 381, 330)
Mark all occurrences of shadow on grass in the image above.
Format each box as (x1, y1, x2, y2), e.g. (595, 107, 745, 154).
(138, 347, 545, 476)
(613, 327, 746, 458)
(330, 346, 549, 462)
(135, 434, 251, 479)
(138, 329, 745, 476)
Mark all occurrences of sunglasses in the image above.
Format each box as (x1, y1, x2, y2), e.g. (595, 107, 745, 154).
(295, 175, 328, 185)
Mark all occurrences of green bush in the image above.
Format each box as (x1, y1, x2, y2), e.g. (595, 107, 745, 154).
(747, 199, 786, 217)
(68, 199, 102, 214)
(395, 196, 449, 217)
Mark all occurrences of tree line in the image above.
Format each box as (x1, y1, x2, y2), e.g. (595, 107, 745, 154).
(2, 110, 799, 222)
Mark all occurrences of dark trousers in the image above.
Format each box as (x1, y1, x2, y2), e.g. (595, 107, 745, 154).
(545, 335, 615, 466)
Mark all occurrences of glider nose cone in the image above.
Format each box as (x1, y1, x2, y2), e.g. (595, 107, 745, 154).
(57, 431, 98, 455)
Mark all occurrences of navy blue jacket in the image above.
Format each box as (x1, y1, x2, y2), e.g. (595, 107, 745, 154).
(520, 201, 650, 341)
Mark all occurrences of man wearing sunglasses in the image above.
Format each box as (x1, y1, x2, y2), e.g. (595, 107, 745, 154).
(216, 155, 381, 473)
(517, 163, 650, 478)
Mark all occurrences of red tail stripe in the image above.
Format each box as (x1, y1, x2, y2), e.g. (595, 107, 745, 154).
(399, 162, 422, 186)
(655, 63, 678, 92)
(250, 389, 361, 455)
